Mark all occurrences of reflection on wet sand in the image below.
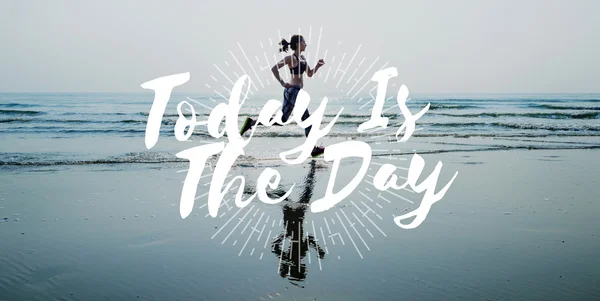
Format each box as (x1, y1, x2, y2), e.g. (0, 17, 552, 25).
(270, 161, 326, 287)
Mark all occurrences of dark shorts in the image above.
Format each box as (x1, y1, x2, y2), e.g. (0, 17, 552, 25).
(281, 85, 311, 137)
(281, 85, 302, 122)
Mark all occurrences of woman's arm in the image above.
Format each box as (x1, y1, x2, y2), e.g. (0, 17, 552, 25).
(306, 59, 325, 77)
(272, 56, 292, 88)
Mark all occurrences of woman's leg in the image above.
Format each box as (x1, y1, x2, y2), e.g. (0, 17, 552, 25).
(301, 109, 312, 137)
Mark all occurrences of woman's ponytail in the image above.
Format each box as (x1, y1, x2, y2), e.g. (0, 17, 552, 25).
(279, 39, 290, 52)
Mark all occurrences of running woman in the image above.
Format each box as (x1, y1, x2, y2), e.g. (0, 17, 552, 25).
(239, 34, 326, 157)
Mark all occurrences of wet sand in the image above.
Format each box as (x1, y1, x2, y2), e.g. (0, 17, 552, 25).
(1, 147, 599, 300)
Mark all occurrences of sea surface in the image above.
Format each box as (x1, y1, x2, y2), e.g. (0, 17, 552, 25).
(1, 92, 599, 167)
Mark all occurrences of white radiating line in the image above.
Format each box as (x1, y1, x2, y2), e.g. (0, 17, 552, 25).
(319, 227, 327, 246)
(297, 221, 301, 273)
(366, 178, 415, 197)
(213, 64, 236, 87)
(194, 192, 208, 201)
(222, 85, 232, 94)
(332, 52, 347, 80)
(341, 209, 370, 251)
(346, 67, 359, 85)
(264, 230, 272, 248)
(324, 217, 331, 233)
(380, 156, 408, 161)
(359, 190, 376, 203)
(219, 205, 255, 243)
(229, 50, 258, 93)
(186, 97, 214, 111)
(260, 253, 264, 260)
(359, 99, 373, 110)
(198, 203, 207, 210)
(336, 45, 361, 88)
(204, 83, 211, 89)
(358, 56, 366, 66)
(277, 221, 288, 272)
(352, 212, 366, 227)
(233, 240, 237, 246)
(187, 96, 215, 110)
(325, 55, 335, 82)
(351, 200, 387, 237)
(365, 228, 374, 238)
(377, 193, 392, 204)
(205, 197, 232, 218)
(367, 173, 408, 183)
(382, 104, 397, 114)
(370, 162, 410, 171)
(271, 219, 275, 227)
(256, 224, 266, 242)
(335, 212, 363, 259)
(211, 75, 218, 82)
(239, 212, 264, 256)
(359, 199, 383, 220)
(213, 90, 228, 102)
(348, 57, 380, 98)
(241, 218, 253, 235)
(314, 27, 323, 66)
(367, 61, 391, 93)
(381, 187, 415, 204)
(200, 173, 214, 179)
(250, 248, 255, 256)
(357, 61, 391, 98)
(277, 29, 289, 82)
(225, 61, 230, 66)
(262, 51, 272, 71)
(311, 221, 323, 270)
(237, 42, 264, 88)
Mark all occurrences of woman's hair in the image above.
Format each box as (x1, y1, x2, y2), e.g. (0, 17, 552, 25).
(279, 35, 304, 52)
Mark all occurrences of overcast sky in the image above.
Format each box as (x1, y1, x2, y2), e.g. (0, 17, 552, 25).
(1, 0, 599, 94)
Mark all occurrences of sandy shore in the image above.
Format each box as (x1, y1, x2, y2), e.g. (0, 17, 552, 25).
(0, 147, 599, 300)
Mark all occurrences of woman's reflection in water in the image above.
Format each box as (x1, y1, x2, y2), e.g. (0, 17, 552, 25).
(271, 161, 326, 287)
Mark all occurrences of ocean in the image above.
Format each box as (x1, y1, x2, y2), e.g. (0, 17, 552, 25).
(1, 92, 599, 167)
(1, 93, 599, 300)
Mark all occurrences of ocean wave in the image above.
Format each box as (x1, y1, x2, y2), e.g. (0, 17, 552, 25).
(427, 105, 482, 110)
(434, 112, 600, 119)
(0, 103, 38, 108)
(0, 151, 190, 166)
(0, 118, 30, 123)
(0, 109, 44, 115)
(0, 118, 175, 125)
(528, 104, 600, 111)
(369, 144, 600, 156)
(420, 122, 600, 132)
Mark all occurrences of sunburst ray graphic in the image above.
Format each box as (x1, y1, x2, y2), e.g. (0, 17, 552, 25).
(174, 28, 426, 276)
